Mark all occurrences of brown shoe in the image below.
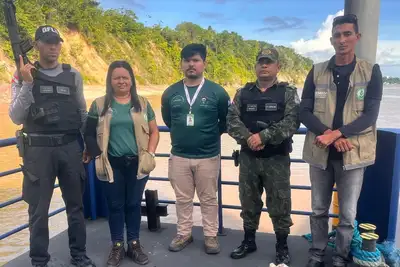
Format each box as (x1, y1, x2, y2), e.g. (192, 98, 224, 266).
(126, 240, 149, 265)
(204, 236, 220, 254)
(168, 234, 193, 252)
(107, 242, 125, 267)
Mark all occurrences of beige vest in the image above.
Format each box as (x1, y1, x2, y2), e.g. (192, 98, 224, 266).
(94, 95, 156, 183)
(302, 58, 377, 171)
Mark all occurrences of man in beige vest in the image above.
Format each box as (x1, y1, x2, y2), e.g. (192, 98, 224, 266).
(299, 14, 383, 267)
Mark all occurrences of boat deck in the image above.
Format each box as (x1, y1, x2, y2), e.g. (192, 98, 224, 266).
(4, 219, 350, 267)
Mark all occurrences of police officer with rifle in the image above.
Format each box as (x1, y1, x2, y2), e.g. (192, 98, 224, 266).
(7, 21, 96, 267)
(226, 48, 300, 266)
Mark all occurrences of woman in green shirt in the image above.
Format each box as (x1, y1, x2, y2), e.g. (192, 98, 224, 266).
(84, 61, 159, 266)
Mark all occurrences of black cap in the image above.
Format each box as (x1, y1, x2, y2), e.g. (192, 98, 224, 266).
(35, 25, 64, 43)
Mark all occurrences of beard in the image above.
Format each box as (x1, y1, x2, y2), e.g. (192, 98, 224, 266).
(186, 73, 200, 79)
(185, 69, 201, 79)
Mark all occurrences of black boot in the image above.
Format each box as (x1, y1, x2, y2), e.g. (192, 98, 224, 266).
(230, 229, 257, 259)
(275, 232, 290, 265)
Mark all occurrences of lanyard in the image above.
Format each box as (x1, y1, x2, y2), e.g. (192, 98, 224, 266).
(183, 78, 205, 114)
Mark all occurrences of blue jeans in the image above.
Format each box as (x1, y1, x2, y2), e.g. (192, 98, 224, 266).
(103, 154, 148, 243)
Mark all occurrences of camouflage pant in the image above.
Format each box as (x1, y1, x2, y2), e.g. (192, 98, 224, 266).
(238, 151, 293, 234)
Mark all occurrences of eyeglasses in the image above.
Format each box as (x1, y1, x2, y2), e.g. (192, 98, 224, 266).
(333, 14, 358, 24)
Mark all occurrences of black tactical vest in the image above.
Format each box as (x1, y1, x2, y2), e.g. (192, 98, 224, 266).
(23, 64, 81, 134)
(239, 82, 292, 157)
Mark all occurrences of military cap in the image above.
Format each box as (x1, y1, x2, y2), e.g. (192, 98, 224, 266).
(256, 47, 279, 62)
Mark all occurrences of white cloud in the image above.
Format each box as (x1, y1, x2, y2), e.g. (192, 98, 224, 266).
(290, 10, 400, 77)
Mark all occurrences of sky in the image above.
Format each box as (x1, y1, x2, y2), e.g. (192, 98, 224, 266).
(99, 0, 400, 77)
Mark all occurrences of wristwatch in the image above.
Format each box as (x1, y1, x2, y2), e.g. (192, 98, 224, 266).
(149, 152, 155, 158)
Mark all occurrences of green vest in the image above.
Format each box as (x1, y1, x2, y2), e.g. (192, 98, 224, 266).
(302, 58, 377, 170)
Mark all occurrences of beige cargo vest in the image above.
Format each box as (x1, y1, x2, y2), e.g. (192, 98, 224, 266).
(94, 95, 156, 183)
(302, 58, 377, 170)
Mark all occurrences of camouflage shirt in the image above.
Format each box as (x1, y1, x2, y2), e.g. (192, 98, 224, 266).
(226, 81, 301, 146)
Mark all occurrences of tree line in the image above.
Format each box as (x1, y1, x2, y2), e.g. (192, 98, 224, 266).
(383, 76, 400, 85)
(0, 0, 313, 86)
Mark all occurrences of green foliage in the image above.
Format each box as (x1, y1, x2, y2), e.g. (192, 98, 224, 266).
(0, 0, 313, 85)
(383, 76, 400, 84)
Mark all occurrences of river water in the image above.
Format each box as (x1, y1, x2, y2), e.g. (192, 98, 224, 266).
(0, 85, 399, 265)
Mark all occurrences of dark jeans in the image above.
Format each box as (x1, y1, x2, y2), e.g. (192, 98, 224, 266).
(103, 154, 148, 243)
(21, 140, 87, 266)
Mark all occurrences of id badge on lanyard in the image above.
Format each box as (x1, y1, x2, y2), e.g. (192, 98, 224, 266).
(184, 78, 205, 127)
(186, 113, 194, 126)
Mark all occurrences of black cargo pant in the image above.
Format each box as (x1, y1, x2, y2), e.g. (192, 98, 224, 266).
(21, 138, 87, 266)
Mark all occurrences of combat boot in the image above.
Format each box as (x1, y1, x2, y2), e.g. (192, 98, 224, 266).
(230, 229, 257, 259)
(275, 232, 290, 265)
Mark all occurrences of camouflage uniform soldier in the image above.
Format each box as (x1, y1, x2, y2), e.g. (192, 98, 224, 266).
(226, 48, 300, 265)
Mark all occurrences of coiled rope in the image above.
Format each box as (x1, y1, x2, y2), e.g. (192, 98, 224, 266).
(351, 221, 385, 267)
(302, 220, 392, 267)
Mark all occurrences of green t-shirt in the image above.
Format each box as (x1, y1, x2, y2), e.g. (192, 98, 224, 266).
(88, 98, 155, 157)
(161, 79, 230, 159)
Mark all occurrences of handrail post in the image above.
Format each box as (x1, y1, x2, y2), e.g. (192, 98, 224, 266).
(217, 141, 225, 236)
(87, 160, 97, 220)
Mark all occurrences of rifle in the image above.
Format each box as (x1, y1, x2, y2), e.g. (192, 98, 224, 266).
(3, 0, 35, 84)
(232, 121, 272, 167)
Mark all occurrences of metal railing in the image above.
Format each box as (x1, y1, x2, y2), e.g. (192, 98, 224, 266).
(0, 126, 338, 240)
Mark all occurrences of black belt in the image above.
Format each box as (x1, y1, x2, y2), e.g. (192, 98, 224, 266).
(23, 133, 78, 147)
(108, 154, 138, 168)
(241, 144, 289, 158)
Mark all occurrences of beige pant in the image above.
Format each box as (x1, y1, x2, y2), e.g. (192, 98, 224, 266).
(168, 154, 220, 237)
